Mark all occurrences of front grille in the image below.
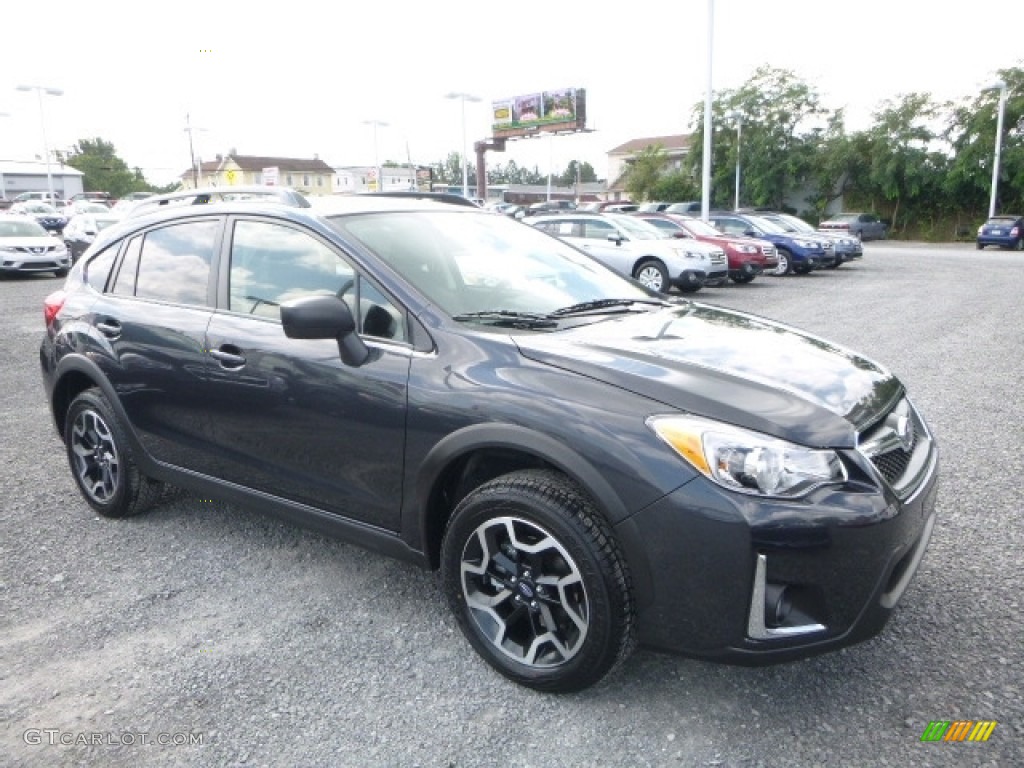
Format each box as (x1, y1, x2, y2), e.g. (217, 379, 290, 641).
(857, 398, 929, 491)
(761, 245, 775, 257)
(709, 249, 726, 266)
(14, 245, 57, 254)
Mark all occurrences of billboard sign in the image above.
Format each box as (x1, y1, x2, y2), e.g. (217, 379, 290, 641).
(261, 166, 279, 186)
(492, 87, 587, 139)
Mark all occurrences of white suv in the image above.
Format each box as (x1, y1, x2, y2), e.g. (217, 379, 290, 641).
(528, 212, 728, 293)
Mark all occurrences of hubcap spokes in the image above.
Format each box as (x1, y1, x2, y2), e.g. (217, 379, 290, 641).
(460, 516, 589, 668)
(70, 410, 120, 503)
(637, 268, 663, 291)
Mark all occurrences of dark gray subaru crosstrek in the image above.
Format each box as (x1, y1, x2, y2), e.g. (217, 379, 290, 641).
(39, 195, 939, 692)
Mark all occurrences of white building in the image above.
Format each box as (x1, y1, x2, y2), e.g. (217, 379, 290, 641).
(1, 160, 85, 201)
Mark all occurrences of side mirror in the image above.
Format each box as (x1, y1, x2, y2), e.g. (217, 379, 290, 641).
(671, 231, 688, 239)
(281, 295, 369, 367)
(606, 233, 625, 245)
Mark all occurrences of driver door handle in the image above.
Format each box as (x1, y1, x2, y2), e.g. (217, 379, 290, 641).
(209, 345, 246, 368)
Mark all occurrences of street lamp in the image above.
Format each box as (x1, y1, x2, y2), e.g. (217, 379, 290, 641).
(0, 111, 9, 199)
(184, 113, 208, 189)
(982, 80, 1007, 219)
(699, 0, 715, 222)
(728, 110, 742, 210)
(444, 92, 481, 198)
(16, 84, 63, 202)
(362, 119, 389, 192)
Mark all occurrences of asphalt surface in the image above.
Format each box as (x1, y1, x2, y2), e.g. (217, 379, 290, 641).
(1, 242, 1021, 767)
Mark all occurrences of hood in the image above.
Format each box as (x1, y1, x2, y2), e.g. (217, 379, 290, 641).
(515, 303, 902, 448)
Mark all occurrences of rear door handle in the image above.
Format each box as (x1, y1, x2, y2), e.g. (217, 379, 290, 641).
(96, 319, 121, 338)
(209, 346, 246, 368)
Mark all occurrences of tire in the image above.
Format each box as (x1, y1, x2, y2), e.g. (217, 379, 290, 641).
(441, 469, 636, 693)
(633, 259, 670, 293)
(731, 273, 755, 284)
(774, 249, 792, 276)
(977, 242, 984, 250)
(1016, 239, 1024, 252)
(65, 388, 162, 518)
(54, 269, 69, 278)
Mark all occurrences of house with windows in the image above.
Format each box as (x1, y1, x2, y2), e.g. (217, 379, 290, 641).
(180, 153, 335, 195)
(605, 134, 693, 200)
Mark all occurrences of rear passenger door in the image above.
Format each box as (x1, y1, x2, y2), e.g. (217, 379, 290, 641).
(89, 216, 220, 471)
(202, 217, 411, 529)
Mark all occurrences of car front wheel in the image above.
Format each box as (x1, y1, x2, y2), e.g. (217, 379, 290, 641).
(774, 250, 792, 275)
(441, 470, 636, 693)
(633, 259, 670, 293)
(65, 388, 162, 518)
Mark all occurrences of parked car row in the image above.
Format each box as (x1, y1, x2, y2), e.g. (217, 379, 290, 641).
(528, 212, 729, 293)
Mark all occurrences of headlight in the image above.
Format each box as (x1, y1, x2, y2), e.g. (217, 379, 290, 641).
(647, 415, 847, 498)
(671, 247, 701, 260)
(729, 244, 757, 254)
(794, 239, 818, 248)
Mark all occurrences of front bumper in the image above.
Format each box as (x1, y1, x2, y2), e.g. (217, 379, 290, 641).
(615, 433, 939, 663)
(1, 253, 71, 274)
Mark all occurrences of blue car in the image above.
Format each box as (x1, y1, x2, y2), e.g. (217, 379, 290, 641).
(977, 215, 1023, 251)
(708, 211, 830, 275)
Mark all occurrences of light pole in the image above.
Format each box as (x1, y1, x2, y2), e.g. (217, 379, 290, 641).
(699, 0, 714, 222)
(362, 119, 389, 192)
(16, 84, 63, 202)
(0, 111, 9, 199)
(444, 92, 481, 198)
(982, 80, 1007, 219)
(728, 110, 742, 210)
(184, 113, 207, 189)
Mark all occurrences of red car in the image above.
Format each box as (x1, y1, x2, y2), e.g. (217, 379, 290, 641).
(632, 212, 778, 283)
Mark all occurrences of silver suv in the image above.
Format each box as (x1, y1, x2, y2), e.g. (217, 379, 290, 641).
(528, 212, 728, 293)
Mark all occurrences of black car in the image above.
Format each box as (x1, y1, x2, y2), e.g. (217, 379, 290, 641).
(40, 196, 939, 692)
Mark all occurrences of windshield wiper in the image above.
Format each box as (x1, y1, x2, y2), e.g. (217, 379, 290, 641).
(452, 310, 559, 329)
(549, 298, 674, 317)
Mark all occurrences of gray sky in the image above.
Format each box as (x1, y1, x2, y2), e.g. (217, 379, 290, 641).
(1, 0, 1017, 187)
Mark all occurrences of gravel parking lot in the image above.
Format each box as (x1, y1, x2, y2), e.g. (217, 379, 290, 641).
(2, 242, 1022, 767)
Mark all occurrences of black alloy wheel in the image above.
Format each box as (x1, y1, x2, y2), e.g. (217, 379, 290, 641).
(441, 470, 635, 693)
(65, 388, 162, 518)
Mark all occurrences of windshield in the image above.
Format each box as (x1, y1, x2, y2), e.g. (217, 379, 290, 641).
(604, 213, 670, 240)
(774, 214, 812, 232)
(680, 217, 723, 237)
(330, 211, 654, 318)
(0, 219, 49, 237)
(747, 216, 785, 234)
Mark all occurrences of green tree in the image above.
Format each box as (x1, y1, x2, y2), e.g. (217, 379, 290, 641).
(945, 66, 1024, 219)
(65, 138, 146, 198)
(650, 171, 700, 202)
(862, 93, 950, 234)
(687, 66, 828, 209)
(624, 145, 669, 201)
(557, 160, 598, 187)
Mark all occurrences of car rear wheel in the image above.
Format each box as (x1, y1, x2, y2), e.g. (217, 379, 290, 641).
(774, 250, 792, 275)
(633, 259, 670, 293)
(441, 469, 635, 693)
(65, 388, 162, 518)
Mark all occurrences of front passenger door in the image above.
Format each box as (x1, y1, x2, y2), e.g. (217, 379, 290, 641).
(203, 217, 411, 529)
